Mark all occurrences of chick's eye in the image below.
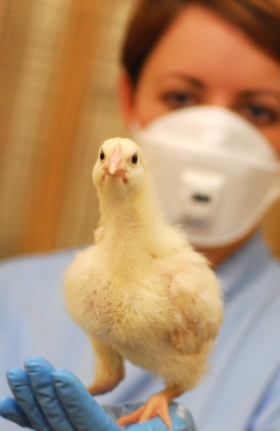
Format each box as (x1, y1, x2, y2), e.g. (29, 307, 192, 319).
(100, 150, 105, 161)
(131, 153, 138, 164)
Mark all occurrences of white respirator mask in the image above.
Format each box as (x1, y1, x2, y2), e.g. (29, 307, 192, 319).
(132, 106, 280, 248)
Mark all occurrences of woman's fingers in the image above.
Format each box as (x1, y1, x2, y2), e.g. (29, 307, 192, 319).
(52, 368, 122, 431)
(24, 356, 76, 431)
(7, 367, 52, 431)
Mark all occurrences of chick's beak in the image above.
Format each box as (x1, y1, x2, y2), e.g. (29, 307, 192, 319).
(103, 143, 128, 183)
(108, 143, 122, 175)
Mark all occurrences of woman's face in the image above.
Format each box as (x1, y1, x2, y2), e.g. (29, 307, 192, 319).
(121, 5, 280, 157)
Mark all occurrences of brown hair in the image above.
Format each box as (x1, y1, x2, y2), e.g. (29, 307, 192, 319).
(121, 0, 280, 87)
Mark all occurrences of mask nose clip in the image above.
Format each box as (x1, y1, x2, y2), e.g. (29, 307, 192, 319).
(180, 170, 224, 223)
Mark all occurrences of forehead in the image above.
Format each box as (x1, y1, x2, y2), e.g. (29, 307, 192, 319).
(137, 5, 280, 92)
(102, 138, 139, 154)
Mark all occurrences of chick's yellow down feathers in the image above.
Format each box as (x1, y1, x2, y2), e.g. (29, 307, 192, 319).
(64, 138, 223, 429)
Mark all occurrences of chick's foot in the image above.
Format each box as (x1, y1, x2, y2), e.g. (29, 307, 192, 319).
(117, 388, 182, 430)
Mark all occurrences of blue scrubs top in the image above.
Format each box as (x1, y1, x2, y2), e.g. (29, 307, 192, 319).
(1, 233, 280, 431)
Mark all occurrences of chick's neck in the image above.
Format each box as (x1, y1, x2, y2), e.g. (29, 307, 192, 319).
(97, 183, 164, 257)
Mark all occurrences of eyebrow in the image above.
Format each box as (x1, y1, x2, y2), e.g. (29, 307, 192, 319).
(159, 72, 207, 90)
(238, 89, 280, 102)
(159, 72, 280, 102)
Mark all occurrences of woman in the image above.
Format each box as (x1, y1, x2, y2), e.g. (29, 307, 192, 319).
(120, 0, 280, 265)
(1, 1, 280, 430)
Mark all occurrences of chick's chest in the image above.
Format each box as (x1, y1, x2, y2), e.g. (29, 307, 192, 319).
(88, 272, 174, 345)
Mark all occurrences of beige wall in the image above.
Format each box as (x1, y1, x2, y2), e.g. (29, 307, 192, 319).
(0, 0, 132, 258)
(0, 0, 279, 259)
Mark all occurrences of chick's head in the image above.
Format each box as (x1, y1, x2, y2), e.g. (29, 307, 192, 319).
(92, 138, 147, 199)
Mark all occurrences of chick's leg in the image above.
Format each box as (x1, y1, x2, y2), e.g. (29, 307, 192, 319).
(87, 338, 125, 395)
(117, 387, 182, 430)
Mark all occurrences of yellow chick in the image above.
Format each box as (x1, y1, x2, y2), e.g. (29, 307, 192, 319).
(64, 138, 223, 429)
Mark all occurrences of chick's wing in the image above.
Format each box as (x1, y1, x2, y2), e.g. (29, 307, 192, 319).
(167, 251, 223, 355)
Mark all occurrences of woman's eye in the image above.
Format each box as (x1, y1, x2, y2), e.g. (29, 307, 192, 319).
(161, 92, 198, 110)
(240, 104, 279, 126)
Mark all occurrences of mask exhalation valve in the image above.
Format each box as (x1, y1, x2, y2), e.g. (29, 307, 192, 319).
(180, 170, 224, 223)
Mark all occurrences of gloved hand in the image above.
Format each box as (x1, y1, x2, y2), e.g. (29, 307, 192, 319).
(0, 356, 197, 431)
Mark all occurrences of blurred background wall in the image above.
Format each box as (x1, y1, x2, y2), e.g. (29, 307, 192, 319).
(0, 0, 279, 259)
(0, 0, 132, 258)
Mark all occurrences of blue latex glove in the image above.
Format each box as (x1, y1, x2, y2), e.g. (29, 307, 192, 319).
(0, 357, 196, 431)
